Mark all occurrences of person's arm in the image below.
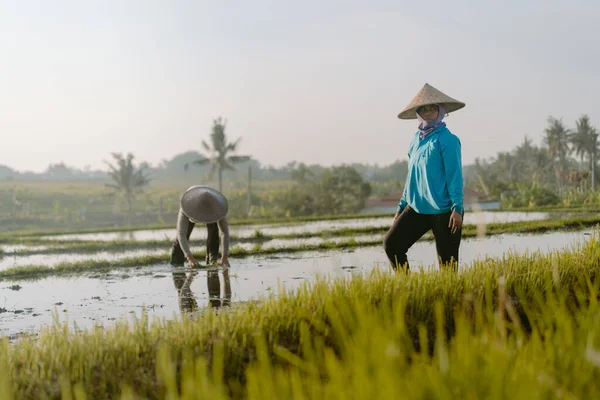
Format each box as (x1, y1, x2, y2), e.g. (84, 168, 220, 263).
(176, 209, 196, 263)
(217, 217, 230, 265)
(440, 134, 464, 214)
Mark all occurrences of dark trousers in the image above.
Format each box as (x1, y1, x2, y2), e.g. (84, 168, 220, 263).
(383, 206, 462, 272)
(170, 222, 220, 266)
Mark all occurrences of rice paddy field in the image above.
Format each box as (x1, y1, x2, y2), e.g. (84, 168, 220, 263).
(1, 209, 599, 399)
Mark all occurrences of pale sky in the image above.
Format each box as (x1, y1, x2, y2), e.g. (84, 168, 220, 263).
(0, 0, 598, 172)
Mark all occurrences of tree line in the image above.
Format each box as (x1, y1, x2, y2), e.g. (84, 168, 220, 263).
(466, 114, 598, 207)
(103, 117, 374, 221)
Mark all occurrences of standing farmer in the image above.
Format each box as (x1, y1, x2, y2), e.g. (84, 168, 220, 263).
(383, 83, 465, 272)
(170, 185, 230, 267)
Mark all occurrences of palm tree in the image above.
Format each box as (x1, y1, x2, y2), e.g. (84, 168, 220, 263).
(589, 128, 599, 191)
(105, 153, 151, 224)
(569, 126, 589, 170)
(185, 117, 250, 193)
(571, 115, 598, 189)
(513, 136, 536, 184)
(543, 116, 571, 191)
(515, 135, 534, 158)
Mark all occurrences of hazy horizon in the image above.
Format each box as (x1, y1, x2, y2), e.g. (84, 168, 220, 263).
(1, 0, 598, 173)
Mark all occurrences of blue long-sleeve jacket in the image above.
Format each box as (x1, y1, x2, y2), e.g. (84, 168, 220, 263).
(397, 126, 464, 215)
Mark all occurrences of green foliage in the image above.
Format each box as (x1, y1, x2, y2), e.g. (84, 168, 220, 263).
(501, 181, 560, 208)
(368, 179, 404, 197)
(289, 162, 315, 183)
(217, 189, 263, 219)
(269, 183, 318, 217)
(268, 165, 372, 217)
(317, 166, 372, 214)
(469, 114, 598, 201)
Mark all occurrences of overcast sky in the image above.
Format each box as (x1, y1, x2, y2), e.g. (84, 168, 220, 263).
(0, 0, 598, 172)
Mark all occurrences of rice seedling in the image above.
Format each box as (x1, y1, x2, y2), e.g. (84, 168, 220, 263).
(252, 229, 264, 238)
(1, 234, 600, 398)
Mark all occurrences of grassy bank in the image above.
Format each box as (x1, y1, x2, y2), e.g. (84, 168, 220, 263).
(2, 235, 600, 399)
(500, 204, 600, 212)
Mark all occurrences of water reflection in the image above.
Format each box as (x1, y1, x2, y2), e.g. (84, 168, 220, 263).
(207, 269, 232, 308)
(171, 269, 232, 314)
(39, 211, 582, 242)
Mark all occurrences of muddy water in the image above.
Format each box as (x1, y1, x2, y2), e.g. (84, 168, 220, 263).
(233, 234, 383, 251)
(1, 228, 594, 339)
(0, 234, 377, 270)
(37, 212, 566, 242)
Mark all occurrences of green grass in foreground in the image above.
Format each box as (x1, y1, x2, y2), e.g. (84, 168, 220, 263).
(1, 216, 599, 281)
(2, 234, 600, 399)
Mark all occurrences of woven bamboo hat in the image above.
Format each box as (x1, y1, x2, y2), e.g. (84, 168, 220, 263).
(398, 83, 465, 120)
(180, 185, 228, 224)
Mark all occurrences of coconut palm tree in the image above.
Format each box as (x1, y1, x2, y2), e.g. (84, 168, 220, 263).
(105, 152, 151, 224)
(570, 115, 598, 189)
(185, 117, 250, 192)
(543, 116, 571, 191)
(569, 123, 590, 170)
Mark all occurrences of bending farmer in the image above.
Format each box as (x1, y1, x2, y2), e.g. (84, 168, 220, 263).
(170, 185, 230, 268)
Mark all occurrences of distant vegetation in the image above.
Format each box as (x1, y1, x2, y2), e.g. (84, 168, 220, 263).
(465, 114, 599, 208)
(0, 114, 598, 232)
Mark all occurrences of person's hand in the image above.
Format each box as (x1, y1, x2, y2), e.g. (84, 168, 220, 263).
(448, 211, 463, 234)
(219, 255, 230, 267)
(393, 212, 400, 222)
(187, 256, 199, 268)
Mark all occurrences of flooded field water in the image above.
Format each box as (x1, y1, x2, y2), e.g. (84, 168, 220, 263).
(1, 228, 593, 339)
(0, 249, 168, 271)
(36, 211, 567, 242)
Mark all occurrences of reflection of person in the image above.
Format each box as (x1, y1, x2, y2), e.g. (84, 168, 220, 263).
(383, 83, 465, 272)
(172, 269, 232, 314)
(207, 269, 232, 309)
(172, 270, 198, 314)
(169, 186, 230, 268)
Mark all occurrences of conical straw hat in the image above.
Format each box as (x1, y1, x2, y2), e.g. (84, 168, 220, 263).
(180, 185, 228, 224)
(397, 83, 465, 120)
